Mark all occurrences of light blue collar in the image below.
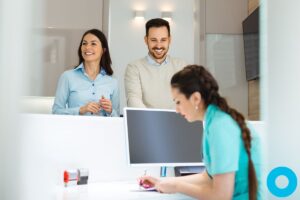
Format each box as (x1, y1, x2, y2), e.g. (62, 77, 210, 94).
(146, 54, 169, 66)
(74, 63, 107, 76)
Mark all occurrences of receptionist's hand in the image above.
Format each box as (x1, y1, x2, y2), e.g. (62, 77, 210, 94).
(139, 176, 159, 189)
(99, 96, 112, 114)
(155, 178, 178, 194)
(139, 176, 178, 194)
(79, 102, 101, 115)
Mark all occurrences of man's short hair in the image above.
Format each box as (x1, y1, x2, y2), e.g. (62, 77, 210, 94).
(145, 18, 170, 36)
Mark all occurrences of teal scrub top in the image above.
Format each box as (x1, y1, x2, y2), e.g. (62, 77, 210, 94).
(203, 104, 262, 200)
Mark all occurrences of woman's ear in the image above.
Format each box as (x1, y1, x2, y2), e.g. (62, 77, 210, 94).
(191, 92, 201, 107)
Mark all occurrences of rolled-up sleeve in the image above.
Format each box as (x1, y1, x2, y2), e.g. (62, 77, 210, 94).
(208, 117, 240, 175)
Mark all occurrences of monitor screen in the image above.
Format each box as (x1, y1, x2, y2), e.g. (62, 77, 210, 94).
(124, 108, 204, 167)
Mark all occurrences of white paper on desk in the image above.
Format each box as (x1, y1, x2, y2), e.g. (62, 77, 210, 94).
(140, 186, 156, 191)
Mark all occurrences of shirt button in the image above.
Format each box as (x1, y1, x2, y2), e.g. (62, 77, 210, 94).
(92, 92, 95, 95)
(92, 83, 94, 86)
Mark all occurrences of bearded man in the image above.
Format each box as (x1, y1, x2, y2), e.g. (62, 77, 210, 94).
(125, 18, 187, 109)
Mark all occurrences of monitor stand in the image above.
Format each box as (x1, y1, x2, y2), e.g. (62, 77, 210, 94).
(160, 166, 167, 177)
(174, 166, 206, 176)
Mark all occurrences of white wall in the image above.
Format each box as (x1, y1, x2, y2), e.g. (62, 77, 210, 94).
(206, 34, 248, 116)
(206, 0, 248, 34)
(28, 0, 104, 97)
(108, 0, 196, 113)
(42, 0, 103, 30)
(0, 1, 34, 199)
(204, 0, 248, 117)
(262, 0, 300, 198)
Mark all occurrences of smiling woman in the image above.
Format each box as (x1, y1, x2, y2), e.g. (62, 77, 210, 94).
(52, 29, 120, 117)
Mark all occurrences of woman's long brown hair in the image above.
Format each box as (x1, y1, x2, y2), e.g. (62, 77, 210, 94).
(171, 65, 257, 200)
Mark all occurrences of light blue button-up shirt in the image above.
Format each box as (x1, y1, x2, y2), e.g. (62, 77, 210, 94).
(52, 63, 120, 117)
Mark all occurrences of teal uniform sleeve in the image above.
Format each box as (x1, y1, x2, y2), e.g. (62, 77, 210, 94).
(208, 116, 241, 175)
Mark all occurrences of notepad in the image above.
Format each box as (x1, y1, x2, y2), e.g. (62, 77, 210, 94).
(140, 186, 156, 191)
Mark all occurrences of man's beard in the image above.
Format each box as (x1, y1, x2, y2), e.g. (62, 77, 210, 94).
(149, 47, 168, 60)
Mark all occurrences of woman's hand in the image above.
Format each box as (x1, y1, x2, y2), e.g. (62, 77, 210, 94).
(99, 96, 112, 114)
(139, 176, 159, 189)
(139, 176, 178, 194)
(156, 178, 179, 194)
(79, 102, 101, 115)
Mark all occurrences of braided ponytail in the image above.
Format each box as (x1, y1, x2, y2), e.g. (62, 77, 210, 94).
(214, 95, 257, 200)
(171, 65, 257, 200)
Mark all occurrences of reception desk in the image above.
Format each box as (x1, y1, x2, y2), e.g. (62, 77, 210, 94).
(56, 181, 193, 200)
(19, 114, 264, 200)
(19, 114, 166, 199)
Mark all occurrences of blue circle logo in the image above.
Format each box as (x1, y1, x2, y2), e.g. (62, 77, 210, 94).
(267, 166, 297, 197)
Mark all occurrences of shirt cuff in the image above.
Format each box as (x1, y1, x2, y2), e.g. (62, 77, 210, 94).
(106, 109, 118, 117)
(72, 107, 81, 115)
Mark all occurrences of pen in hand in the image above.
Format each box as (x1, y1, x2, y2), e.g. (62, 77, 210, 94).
(139, 170, 147, 186)
(140, 170, 154, 189)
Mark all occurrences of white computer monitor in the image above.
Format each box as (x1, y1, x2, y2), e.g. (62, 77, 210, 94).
(123, 107, 204, 167)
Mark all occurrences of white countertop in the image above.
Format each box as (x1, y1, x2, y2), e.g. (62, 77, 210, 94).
(56, 181, 194, 200)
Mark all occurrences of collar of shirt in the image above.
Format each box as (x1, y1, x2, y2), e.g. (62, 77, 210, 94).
(146, 54, 169, 66)
(203, 104, 218, 130)
(74, 62, 107, 76)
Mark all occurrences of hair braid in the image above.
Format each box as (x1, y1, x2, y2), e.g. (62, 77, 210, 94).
(213, 93, 257, 200)
(214, 93, 257, 200)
